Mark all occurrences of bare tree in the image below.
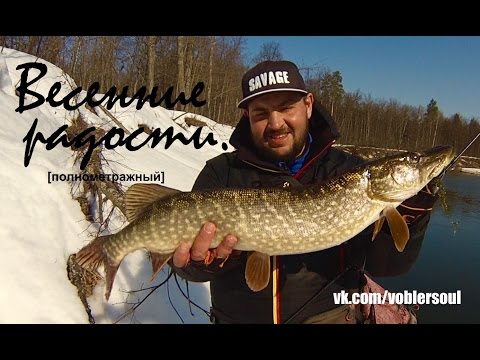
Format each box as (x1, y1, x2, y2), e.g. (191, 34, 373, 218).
(176, 36, 186, 110)
(147, 36, 157, 93)
(251, 41, 283, 64)
(207, 37, 216, 116)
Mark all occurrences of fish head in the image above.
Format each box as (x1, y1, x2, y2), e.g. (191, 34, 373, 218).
(367, 145, 455, 203)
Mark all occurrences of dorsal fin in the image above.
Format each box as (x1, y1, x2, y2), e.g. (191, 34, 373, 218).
(124, 183, 180, 222)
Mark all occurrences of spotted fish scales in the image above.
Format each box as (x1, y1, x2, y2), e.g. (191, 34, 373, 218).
(76, 145, 454, 299)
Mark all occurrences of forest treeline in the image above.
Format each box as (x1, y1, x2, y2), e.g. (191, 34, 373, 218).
(2, 36, 478, 157)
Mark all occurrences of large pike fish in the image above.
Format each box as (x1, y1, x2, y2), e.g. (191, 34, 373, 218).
(76, 145, 454, 300)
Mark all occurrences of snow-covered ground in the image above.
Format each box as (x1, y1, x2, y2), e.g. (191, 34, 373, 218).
(460, 168, 480, 175)
(0, 48, 234, 323)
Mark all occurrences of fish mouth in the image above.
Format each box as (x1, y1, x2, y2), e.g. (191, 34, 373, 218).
(421, 145, 455, 179)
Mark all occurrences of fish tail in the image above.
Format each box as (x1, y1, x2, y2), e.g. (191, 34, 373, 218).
(76, 235, 110, 270)
(76, 235, 119, 301)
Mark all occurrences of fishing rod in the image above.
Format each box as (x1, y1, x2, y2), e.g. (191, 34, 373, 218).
(429, 130, 480, 196)
(439, 130, 480, 179)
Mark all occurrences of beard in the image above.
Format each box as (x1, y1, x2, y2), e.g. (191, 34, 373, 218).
(252, 125, 309, 164)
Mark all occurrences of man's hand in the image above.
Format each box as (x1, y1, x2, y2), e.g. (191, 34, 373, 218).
(173, 222, 239, 268)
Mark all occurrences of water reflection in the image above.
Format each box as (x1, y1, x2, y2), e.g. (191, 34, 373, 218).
(441, 173, 480, 216)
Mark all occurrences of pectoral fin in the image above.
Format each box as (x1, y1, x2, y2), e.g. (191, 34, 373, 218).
(245, 251, 270, 292)
(383, 206, 410, 252)
(149, 252, 173, 282)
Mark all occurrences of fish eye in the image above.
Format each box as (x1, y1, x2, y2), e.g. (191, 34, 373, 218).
(405, 153, 419, 162)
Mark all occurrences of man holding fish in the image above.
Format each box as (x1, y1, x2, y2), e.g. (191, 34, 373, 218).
(169, 60, 447, 324)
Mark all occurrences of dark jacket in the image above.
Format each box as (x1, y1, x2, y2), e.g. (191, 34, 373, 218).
(172, 102, 433, 324)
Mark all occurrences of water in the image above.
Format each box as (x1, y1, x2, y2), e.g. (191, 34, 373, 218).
(378, 173, 480, 323)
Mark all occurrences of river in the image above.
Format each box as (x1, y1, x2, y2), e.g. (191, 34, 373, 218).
(378, 172, 480, 323)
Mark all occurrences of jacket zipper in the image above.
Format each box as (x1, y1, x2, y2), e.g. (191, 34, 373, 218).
(241, 139, 336, 324)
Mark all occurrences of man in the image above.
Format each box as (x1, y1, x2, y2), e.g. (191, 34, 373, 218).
(171, 60, 437, 324)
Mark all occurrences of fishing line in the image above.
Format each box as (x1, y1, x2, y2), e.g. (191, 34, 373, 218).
(439, 130, 480, 179)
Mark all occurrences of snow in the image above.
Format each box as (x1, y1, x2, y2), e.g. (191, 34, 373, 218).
(460, 167, 480, 175)
(0, 47, 234, 323)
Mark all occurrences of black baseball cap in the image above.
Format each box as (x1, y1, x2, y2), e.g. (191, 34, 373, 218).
(237, 60, 308, 108)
